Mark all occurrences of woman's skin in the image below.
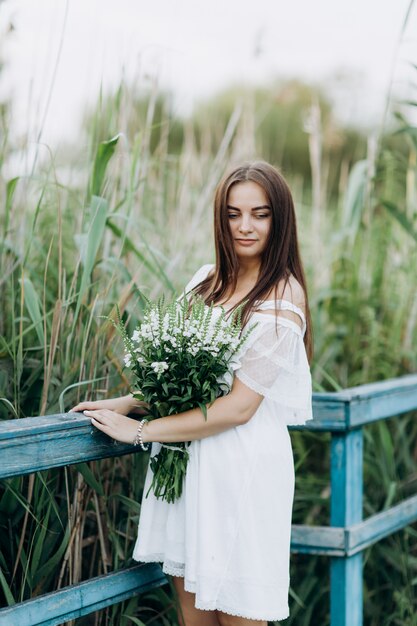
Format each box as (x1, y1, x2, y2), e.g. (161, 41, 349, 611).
(70, 181, 298, 626)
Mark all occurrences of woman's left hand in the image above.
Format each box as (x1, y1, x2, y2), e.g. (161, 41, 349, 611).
(84, 409, 142, 444)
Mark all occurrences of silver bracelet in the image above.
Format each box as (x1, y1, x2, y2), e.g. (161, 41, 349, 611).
(133, 418, 150, 451)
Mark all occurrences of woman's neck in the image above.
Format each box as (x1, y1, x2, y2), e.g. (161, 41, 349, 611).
(215, 259, 261, 306)
(236, 258, 261, 282)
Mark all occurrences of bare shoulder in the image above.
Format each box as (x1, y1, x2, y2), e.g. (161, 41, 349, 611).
(281, 274, 306, 308)
(265, 274, 304, 302)
(265, 274, 306, 315)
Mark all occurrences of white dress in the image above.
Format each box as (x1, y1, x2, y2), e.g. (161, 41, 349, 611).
(132, 264, 313, 621)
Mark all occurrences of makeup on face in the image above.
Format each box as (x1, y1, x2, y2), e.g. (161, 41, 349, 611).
(226, 181, 272, 258)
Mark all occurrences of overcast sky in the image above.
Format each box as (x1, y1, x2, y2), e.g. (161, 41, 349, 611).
(0, 0, 416, 149)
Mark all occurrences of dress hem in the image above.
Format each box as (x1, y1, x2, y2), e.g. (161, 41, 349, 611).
(133, 553, 290, 621)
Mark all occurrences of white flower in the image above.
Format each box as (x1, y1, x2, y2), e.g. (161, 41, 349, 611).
(151, 361, 169, 374)
(124, 353, 132, 367)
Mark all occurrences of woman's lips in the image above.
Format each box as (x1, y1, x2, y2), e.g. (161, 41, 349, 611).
(235, 239, 258, 246)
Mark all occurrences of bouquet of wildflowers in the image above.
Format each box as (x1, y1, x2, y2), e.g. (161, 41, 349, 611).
(113, 292, 255, 503)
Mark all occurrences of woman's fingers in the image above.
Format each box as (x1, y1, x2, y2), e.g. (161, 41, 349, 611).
(85, 409, 113, 432)
(70, 401, 97, 412)
(84, 409, 119, 425)
(84, 408, 109, 420)
(85, 409, 137, 445)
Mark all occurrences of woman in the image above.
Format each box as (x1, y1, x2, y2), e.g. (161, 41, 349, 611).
(71, 161, 313, 626)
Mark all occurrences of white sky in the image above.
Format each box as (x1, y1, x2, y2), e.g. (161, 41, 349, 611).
(0, 0, 416, 149)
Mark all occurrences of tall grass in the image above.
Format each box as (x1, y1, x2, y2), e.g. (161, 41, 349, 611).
(0, 74, 416, 626)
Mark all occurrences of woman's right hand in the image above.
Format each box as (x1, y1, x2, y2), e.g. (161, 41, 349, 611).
(69, 394, 150, 417)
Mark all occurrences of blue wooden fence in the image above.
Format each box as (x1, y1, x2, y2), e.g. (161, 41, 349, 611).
(0, 373, 417, 626)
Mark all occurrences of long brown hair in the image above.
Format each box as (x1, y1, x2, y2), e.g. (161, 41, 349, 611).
(192, 160, 313, 362)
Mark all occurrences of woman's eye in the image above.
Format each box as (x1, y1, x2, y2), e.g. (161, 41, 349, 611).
(228, 213, 239, 219)
(256, 214, 269, 219)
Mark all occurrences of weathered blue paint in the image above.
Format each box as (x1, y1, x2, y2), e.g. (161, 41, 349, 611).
(291, 524, 346, 555)
(330, 429, 363, 626)
(0, 413, 143, 479)
(290, 492, 417, 557)
(0, 563, 167, 626)
(0, 373, 416, 626)
(347, 493, 417, 555)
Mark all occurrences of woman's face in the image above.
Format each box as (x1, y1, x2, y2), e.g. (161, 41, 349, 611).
(227, 181, 272, 261)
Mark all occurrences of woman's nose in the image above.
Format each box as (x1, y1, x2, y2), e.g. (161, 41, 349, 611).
(239, 215, 253, 233)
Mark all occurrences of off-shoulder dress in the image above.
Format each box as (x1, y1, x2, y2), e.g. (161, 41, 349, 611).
(132, 263, 313, 621)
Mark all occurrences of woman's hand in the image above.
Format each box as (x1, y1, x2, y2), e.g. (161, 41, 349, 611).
(83, 409, 143, 445)
(70, 394, 149, 416)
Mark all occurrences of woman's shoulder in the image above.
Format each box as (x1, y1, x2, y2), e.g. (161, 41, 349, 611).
(259, 273, 306, 331)
(266, 273, 305, 309)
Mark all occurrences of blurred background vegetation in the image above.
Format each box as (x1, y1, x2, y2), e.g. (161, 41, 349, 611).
(1, 6, 417, 626)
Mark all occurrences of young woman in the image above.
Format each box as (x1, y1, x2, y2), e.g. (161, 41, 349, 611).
(71, 161, 313, 626)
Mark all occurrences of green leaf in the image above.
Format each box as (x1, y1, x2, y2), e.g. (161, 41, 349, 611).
(30, 502, 52, 581)
(122, 615, 147, 625)
(342, 159, 368, 242)
(34, 524, 70, 583)
(0, 566, 15, 606)
(2, 177, 19, 243)
(198, 402, 208, 421)
(106, 218, 174, 292)
(75, 462, 104, 496)
(108, 493, 142, 514)
(18, 276, 44, 347)
(381, 200, 417, 244)
(90, 134, 120, 197)
(0, 397, 19, 418)
(73, 195, 109, 327)
(59, 375, 108, 413)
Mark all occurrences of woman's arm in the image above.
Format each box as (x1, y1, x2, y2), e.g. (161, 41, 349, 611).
(83, 377, 263, 445)
(142, 377, 263, 442)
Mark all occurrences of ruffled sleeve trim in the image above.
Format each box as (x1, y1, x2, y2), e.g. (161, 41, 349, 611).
(234, 318, 313, 426)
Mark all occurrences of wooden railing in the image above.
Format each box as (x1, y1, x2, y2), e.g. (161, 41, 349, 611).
(0, 373, 417, 626)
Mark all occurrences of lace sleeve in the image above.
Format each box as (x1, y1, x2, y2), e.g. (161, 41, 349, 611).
(235, 319, 313, 426)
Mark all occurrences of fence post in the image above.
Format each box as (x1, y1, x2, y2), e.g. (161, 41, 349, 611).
(330, 427, 363, 626)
